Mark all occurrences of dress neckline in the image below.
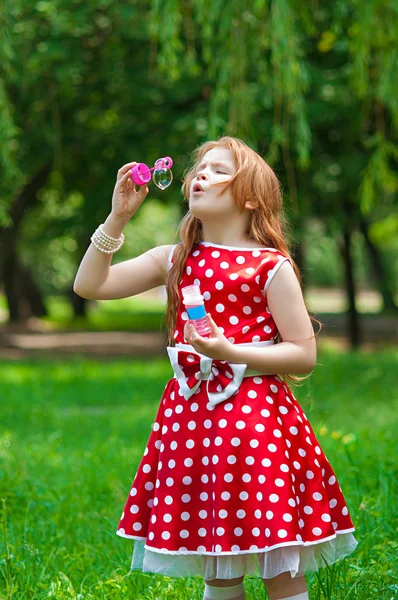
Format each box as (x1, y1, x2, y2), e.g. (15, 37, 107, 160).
(198, 241, 277, 251)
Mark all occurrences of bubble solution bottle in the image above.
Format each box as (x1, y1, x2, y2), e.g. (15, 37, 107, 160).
(181, 284, 212, 339)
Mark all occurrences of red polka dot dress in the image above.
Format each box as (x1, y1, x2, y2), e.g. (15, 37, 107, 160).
(116, 241, 358, 581)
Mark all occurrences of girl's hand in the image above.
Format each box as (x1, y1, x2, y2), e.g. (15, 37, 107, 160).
(183, 313, 234, 361)
(111, 162, 149, 221)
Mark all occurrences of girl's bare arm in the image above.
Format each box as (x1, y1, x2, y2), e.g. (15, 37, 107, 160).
(73, 212, 173, 300)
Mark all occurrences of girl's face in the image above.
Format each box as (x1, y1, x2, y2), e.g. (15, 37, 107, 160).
(189, 147, 237, 219)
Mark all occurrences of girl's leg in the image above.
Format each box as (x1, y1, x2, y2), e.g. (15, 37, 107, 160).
(262, 571, 309, 600)
(203, 576, 245, 600)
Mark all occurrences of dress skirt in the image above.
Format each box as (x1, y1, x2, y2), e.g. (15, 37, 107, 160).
(116, 369, 358, 581)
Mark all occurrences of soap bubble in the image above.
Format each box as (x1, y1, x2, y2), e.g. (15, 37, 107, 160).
(153, 159, 173, 190)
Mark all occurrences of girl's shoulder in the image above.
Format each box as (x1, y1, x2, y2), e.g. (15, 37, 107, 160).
(258, 250, 294, 296)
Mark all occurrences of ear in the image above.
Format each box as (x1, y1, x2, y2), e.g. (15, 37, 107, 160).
(245, 201, 256, 210)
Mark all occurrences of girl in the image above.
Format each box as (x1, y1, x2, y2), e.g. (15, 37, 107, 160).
(74, 136, 358, 600)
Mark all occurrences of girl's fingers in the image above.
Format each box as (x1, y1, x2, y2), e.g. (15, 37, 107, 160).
(117, 162, 138, 179)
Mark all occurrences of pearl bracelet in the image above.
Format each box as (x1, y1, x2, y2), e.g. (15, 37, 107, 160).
(90, 224, 125, 254)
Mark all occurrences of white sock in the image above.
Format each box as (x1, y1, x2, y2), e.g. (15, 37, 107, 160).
(279, 593, 309, 600)
(203, 581, 245, 600)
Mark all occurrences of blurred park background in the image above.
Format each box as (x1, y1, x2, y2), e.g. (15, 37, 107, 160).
(1, 1, 397, 599)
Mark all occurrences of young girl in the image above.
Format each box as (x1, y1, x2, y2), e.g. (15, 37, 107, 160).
(74, 136, 358, 600)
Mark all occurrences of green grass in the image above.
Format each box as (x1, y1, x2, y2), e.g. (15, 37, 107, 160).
(1, 348, 397, 599)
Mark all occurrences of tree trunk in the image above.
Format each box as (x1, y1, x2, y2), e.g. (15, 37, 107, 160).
(358, 214, 398, 313)
(338, 227, 361, 349)
(70, 289, 89, 318)
(0, 163, 52, 323)
(20, 261, 48, 317)
(3, 251, 48, 322)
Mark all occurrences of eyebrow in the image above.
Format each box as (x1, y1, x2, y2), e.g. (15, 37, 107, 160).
(195, 160, 230, 171)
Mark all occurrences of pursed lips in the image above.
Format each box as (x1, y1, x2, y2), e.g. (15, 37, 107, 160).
(192, 182, 206, 195)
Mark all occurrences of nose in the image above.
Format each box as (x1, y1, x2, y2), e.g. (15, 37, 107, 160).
(196, 171, 208, 181)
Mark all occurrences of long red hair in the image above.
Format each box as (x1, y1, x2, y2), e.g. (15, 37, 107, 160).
(163, 136, 322, 387)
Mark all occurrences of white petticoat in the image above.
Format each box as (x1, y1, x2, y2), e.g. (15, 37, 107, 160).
(129, 530, 358, 581)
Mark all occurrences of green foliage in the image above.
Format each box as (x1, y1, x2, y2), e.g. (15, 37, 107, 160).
(0, 0, 397, 310)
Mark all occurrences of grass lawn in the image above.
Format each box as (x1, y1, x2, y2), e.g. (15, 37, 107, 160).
(1, 347, 397, 599)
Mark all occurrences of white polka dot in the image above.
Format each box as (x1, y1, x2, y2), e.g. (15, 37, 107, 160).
(289, 426, 298, 435)
(328, 476, 336, 485)
(342, 506, 348, 515)
(273, 429, 282, 438)
(279, 406, 288, 414)
(275, 478, 285, 487)
(304, 506, 313, 514)
(306, 470, 314, 479)
(216, 303, 225, 312)
(329, 499, 337, 508)
(268, 444, 277, 452)
(283, 514, 293, 522)
(313, 492, 323, 501)
(269, 494, 279, 503)
(278, 529, 288, 538)
(312, 527, 322, 536)
(321, 514, 331, 522)
(266, 511, 273, 519)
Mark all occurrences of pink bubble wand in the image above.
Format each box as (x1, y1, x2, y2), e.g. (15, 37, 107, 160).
(130, 156, 173, 190)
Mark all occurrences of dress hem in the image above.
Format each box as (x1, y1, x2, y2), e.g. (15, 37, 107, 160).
(115, 527, 356, 555)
